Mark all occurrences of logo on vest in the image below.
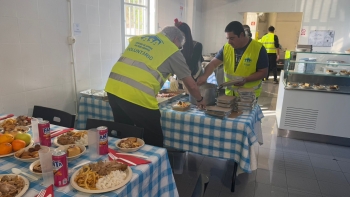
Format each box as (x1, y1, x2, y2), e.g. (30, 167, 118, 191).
(141, 35, 164, 45)
(244, 57, 252, 66)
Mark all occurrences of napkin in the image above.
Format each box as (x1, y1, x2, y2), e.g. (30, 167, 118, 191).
(35, 184, 54, 197)
(50, 128, 74, 137)
(0, 114, 14, 121)
(108, 148, 151, 166)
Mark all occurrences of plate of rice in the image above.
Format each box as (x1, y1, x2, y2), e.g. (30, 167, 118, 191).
(70, 160, 132, 193)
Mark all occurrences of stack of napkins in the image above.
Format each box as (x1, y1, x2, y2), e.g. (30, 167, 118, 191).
(216, 95, 236, 108)
(236, 88, 256, 111)
(205, 106, 233, 119)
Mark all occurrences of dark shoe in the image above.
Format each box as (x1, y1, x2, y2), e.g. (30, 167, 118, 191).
(274, 80, 278, 84)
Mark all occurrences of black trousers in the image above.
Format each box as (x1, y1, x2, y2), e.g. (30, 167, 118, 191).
(267, 53, 277, 80)
(107, 93, 164, 147)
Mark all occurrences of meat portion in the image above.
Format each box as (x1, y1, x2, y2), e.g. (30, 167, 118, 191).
(0, 175, 25, 197)
(88, 161, 127, 176)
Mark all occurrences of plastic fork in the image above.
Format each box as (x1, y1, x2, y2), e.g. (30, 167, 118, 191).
(108, 153, 136, 166)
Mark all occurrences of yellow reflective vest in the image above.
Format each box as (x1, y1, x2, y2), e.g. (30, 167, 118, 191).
(260, 32, 276, 54)
(223, 40, 263, 97)
(105, 33, 178, 109)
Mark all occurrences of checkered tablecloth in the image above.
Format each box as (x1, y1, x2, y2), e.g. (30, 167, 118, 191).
(75, 96, 263, 173)
(0, 124, 178, 197)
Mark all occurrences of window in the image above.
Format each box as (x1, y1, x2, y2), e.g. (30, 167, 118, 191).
(122, 0, 156, 49)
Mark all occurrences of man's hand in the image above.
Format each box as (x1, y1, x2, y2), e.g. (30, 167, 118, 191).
(233, 78, 246, 86)
(196, 75, 207, 86)
(196, 99, 206, 110)
(276, 55, 280, 61)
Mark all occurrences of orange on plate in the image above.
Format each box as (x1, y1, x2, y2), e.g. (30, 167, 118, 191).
(0, 143, 12, 155)
(12, 139, 26, 152)
(0, 134, 14, 144)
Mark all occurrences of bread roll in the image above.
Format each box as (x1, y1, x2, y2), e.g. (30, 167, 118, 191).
(67, 145, 81, 157)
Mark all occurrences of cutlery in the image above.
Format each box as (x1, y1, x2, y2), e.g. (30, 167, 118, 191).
(0, 114, 14, 121)
(108, 153, 136, 166)
(12, 168, 39, 181)
(37, 189, 46, 197)
(114, 153, 148, 159)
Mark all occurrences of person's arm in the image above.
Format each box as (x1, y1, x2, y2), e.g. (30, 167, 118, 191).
(197, 47, 224, 85)
(234, 46, 269, 86)
(275, 35, 280, 61)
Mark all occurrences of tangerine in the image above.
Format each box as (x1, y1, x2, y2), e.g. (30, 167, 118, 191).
(0, 134, 14, 144)
(12, 139, 26, 152)
(0, 143, 12, 155)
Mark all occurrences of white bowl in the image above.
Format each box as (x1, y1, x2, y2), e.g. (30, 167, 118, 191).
(55, 144, 86, 161)
(115, 138, 145, 153)
(29, 160, 42, 175)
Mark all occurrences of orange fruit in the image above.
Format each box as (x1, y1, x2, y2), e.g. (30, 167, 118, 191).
(0, 134, 14, 144)
(0, 143, 12, 155)
(11, 139, 26, 152)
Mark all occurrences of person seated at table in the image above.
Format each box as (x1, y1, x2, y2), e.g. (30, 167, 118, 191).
(105, 26, 205, 147)
(197, 21, 268, 98)
(174, 19, 204, 84)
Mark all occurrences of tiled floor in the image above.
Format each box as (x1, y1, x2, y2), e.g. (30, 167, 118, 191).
(173, 80, 350, 197)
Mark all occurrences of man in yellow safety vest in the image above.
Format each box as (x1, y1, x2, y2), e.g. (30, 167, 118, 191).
(260, 26, 280, 83)
(197, 21, 268, 97)
(105, 26, 205, 147)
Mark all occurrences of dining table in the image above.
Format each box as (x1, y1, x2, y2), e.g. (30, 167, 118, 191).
(0, 122, 179, 197)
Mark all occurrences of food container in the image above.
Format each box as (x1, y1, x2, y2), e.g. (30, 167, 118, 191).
(115, 138, 145, 153)
(189, 83, 217, 105)
(216, 95, 235, 104)
(92, 90, 108, 101)
(216, 102, 234, 108)
(80, 89, 99, 98)
(172, 101, 191, 111)
(55, 144, 86, 161)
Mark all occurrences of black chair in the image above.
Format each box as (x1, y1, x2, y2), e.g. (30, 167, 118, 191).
(191, 174, 209, 197)
(32, 106, 75, 128)
(85, 118, 144, 139)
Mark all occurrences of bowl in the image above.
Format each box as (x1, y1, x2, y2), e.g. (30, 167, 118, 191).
(115, 138, 145, 153)
(55, 144, 86, 161)
(29, 160, 42, 175)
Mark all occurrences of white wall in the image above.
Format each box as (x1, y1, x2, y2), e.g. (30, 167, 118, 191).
(0, 0, 123, 116)
(158, 0, 186, 31)
(0, 0, 73, 116)
(72, 0, 122, 94)
(200, 0, 350, 54)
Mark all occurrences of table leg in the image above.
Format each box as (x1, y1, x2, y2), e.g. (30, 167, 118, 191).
(231, 162, 238, 192)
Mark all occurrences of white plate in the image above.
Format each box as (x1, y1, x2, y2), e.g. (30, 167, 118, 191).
(55, 144, 86, 161)
(29, 160, 42, 175)
(70, 164, 133, 194)
(0, 174, 30, 197)
(13, 141, 39, 162)
(53, 131, 88, 147)
(0, 140, 34, 158)
(115, 138, 145, 153)
(325, 72, 337, 75)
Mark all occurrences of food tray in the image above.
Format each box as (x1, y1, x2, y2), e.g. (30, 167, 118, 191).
(80, 89, 99, 98)
(216, 102, 234, 108)
(216, 95, 236, 104)
(92, 90, 108, 101)
(206, 106, 233, 113)
(157, 89, 185, 106)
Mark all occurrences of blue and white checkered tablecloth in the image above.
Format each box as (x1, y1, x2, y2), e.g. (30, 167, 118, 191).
(0, 124, 178, 197)
(75, 96, 263, 173)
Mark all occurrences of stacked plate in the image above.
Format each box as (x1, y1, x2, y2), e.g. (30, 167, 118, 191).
(205, 106, 233, 119)
(216, 95, 236, 108)
(236, 88, 256, 111)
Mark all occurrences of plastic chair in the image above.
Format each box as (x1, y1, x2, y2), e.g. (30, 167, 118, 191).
(32, 106, 75, 128)
(191, 174, 210, 197)
(85, 118, 144, 139)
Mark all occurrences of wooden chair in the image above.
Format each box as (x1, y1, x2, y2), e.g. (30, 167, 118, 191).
(32, 106, 75, 128)
(85, 118, 144, 139)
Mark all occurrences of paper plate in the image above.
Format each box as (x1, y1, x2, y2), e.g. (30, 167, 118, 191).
(0, 174, 30, 197)
(70, 165, 133, 194)
(53, 131, 88, 147)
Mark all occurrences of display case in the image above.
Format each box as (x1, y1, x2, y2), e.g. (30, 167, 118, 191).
(283, 51, 350, 94)
(276, 51, 350, 144)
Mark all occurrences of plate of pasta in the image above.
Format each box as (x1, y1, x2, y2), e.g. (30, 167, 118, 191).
(70, 160, 132, 193)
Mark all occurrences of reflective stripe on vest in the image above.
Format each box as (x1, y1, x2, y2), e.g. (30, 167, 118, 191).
(105, 33, 178, 109)
(118, 57, 163, 84)
(109, 72, 155, 97)
(261, 33, 276, 54)
(223, 40, 263, 97)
